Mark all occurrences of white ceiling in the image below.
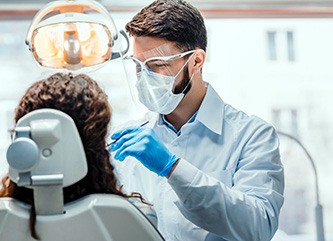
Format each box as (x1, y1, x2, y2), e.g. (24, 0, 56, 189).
(1, 0, 333, 19)
(1, 0, 333, 8)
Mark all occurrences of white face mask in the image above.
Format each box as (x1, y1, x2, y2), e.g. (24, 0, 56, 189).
(135, 54, 194, 115)
(136, 71, 184, 114)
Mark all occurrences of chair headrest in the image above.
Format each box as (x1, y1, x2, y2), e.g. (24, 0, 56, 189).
(7, 108, 87, 188)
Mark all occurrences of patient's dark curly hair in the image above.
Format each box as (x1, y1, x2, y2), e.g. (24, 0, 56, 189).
(0, 73, 143, 240)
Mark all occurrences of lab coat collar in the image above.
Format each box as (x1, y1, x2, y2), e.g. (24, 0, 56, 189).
(196, 83, 224, 135)
(153, 83, 224, 135)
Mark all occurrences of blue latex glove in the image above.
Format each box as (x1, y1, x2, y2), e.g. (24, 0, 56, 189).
(109, 126, 179, 177)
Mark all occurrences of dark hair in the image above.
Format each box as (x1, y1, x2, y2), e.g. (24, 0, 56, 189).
(0, 73, 144, 240)
(126, 0, 207, 52)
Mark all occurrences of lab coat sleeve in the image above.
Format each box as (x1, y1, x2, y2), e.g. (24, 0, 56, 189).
(167, 124, 284, 241)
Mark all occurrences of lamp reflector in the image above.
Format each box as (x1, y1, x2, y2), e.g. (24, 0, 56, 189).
(32, 21, 112, 70)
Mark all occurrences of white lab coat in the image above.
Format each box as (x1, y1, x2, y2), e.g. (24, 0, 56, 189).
(113, 84, 284, 241)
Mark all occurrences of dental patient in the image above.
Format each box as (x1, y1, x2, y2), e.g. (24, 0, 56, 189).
(0, 72, 157, 240)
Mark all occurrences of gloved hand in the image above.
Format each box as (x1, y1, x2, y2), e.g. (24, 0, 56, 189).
(109, 126, 179, 177)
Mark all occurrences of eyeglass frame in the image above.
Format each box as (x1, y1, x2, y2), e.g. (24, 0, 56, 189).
(123, 49, 196, 75)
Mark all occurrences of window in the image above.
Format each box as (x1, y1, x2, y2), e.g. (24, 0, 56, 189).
(267, 30, 296, 62)
(287, 31, 295, 61)
(272, 108, 299, 138)
(268, 31, 278, 61)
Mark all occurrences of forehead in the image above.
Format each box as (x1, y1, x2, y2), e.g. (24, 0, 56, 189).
(132, 36, 179, 61)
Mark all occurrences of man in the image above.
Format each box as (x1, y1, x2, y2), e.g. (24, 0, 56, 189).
(110, 0, 284, 240)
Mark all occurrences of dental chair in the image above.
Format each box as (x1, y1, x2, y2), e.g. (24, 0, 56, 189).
(0, 109, 164, 241)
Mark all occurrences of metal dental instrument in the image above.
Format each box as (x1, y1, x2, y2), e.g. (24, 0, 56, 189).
(106, 120, 149, 147)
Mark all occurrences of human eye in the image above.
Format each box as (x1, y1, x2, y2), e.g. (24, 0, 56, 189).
(146, 60, 169, 73)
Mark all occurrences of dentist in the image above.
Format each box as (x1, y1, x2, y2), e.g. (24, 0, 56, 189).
(110, 0, 284, 240)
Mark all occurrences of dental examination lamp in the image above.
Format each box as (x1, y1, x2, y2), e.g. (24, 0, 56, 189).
(1, 109, 164, 241)
(25, 0, 129, 71)
(277, 131, 326, 241)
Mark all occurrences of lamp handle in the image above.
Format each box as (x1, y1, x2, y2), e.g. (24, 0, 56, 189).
(111, 30, 130, 60)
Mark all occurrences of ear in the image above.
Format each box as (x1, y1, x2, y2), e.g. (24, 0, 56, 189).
(190, 49, 206, 75)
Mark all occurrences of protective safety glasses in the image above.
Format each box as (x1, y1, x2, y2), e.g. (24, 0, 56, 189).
(124, 50, 196, 76)
(122, 44, 195, 113)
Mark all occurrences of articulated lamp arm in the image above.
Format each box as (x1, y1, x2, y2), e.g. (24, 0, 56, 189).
(277, 131, 325, 241)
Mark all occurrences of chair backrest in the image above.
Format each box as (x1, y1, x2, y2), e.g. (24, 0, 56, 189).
(0, 194, 164, 241)
(1, 109, 164, 241)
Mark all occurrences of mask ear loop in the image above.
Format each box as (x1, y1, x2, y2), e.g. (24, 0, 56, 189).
(173, 52, 196, 79)
(173, 52, 196, 94)
(180, 70, 197, 95)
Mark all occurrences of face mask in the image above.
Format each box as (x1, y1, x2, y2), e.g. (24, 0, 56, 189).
(135, 71, 184, 114)
(135, 54, 194, 114)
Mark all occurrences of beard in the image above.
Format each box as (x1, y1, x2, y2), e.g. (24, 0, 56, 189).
(173, 66, 192, 95)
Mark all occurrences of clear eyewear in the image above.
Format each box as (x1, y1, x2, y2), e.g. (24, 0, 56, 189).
(124, 50, 196, 75)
